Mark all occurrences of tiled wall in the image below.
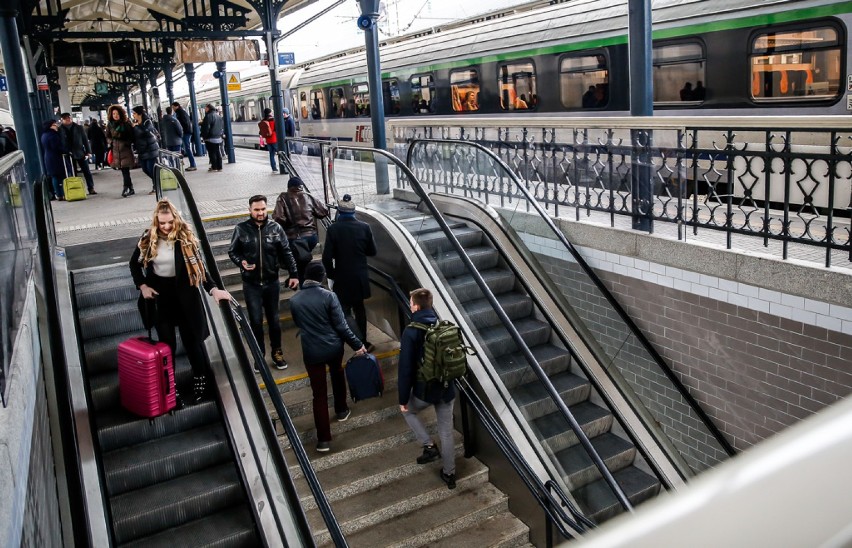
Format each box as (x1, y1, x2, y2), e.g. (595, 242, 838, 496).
(521, 233, 852, 451)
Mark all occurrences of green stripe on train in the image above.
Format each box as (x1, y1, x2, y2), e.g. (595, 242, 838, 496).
(375, 2, 852, 79)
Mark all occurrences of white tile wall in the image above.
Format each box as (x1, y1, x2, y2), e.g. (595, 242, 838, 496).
(520, 233, 852, 335)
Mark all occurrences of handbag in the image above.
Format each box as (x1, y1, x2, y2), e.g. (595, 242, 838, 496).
(290, 238, 313, 264)
(259, 135, 267, 147)
(107, 149, 114, 165)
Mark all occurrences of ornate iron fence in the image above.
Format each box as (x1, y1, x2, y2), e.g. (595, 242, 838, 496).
(392, 122, 852, 267)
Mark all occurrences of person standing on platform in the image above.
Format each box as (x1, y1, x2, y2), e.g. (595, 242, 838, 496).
(160, 107, 184, 161)
(200, 103, 224, 172)
(228, 194, 299, 371)
(322, 194, 378, 352)
(87, 118, 108, 170)
(282, 107, 295, 152)
(398, 287, 457, 489)
(131, 199, 231, 405)
(272, 177, 329, 284)
(40, 119, 66, 200)
(290, 261, 366, 452)
(258, 108, 278, 173)
(172, 101, 198, 171)
(59, 113, 97, 195)
(106, 105, 136, 197)
(131, 106, 161, 194)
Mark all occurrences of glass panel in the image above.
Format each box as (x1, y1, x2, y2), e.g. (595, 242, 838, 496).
(560, 54, 608, 109)
(499, 62, 537, 111)
(450, 69, 480, 112)
(410, 74, 437, 114)
(300, 91, 309, 119)
(353, 83, 370, 117)
(751, 28, 841, 101)
(310, 89, 326, 119)
(382, 79, 400, 115)
(329, 87, 348, 118)
(653, 43, 706, 103)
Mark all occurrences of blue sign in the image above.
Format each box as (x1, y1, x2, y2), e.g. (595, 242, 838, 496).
(95, 82, 109, 95)
(278, 52, 295, 66)
(0, 76, 7, 92)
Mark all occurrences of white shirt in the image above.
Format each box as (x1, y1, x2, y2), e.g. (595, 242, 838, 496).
(152, 239, 176, 277)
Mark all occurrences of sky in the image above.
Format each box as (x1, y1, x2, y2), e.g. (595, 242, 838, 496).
(167, 0, 533, 96)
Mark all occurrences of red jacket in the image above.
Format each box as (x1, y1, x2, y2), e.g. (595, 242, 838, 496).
(259, 117, 276, 144)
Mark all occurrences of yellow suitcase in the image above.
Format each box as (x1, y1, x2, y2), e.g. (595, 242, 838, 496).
(63, 155, 87, 202)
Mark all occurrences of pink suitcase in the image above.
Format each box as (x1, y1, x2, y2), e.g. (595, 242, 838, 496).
(117, 337, 176, 417)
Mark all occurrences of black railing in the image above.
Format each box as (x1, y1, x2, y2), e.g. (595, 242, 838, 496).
(154, 164, 346, 546)
(406, 139, 737, 471)
(393, 123, 852, 267)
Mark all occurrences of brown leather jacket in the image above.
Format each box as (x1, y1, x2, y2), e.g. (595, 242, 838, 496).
(272, 189, 330, 239)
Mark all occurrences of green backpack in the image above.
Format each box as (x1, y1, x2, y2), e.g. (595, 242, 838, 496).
(409, 320, 475, 388)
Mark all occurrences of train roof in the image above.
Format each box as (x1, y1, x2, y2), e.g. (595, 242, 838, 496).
(296, 0, 846, 86)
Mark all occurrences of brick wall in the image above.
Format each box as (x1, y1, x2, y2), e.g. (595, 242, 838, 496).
(524, 233, 852, 452)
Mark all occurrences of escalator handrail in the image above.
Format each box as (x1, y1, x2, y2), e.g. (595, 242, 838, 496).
(323, 143, 632, 514)
(405, 138, 736, 458)
(154, 165, 346, 545)
(366, 258, 594, 538)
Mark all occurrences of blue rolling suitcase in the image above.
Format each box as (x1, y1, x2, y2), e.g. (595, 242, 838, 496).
(345, 353, 383, 402)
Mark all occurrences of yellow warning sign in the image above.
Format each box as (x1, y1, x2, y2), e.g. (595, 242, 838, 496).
(226, 72, 241, 92)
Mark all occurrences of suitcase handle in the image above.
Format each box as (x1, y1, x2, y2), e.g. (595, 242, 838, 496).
(163, 357, 171, 395)
(63, 154, 76, 178)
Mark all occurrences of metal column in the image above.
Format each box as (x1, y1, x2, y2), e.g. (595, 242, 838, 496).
(628, 0, 654, 232)
(185, 63, 204, 156)
(0, 7, 44, 183)
(358, 0, 389, 194)
(266, 31, 287, 174)
(216, 61, 236, 164)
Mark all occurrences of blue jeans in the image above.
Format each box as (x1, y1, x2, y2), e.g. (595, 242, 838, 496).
(243, 280, 281, 356)
(181, 134, 197, 168)
(266, 142, 278, 171)
(140, 158, 156, 188)
(51, 176, 64, 199)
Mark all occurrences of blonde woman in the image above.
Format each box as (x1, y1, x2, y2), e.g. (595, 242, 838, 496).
(129, 199, 230, 404)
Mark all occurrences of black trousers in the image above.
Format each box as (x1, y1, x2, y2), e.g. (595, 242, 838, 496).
(149, 275, 209, 378)
(243, 280, 281, 356)
(340, 298, 368, 343)
(206, 141, 223, 170)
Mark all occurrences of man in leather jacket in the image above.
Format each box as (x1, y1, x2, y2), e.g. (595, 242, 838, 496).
(228, 195, 299, 369)
(272, 177, 329, 284)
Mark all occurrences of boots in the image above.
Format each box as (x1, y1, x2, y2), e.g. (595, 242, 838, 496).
(193, 375, 207, 404)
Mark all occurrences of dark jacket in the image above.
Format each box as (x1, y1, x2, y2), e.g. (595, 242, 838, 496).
(129, 234, 215, 343)
(59, 122, 90, 160)
(398, 308, 455, 405)
(175, 108, 193, 134)
(290, 281, 362, 365)
(322, 213, 377, 304)
(200, 110, 224, 142)
(132, 117, 160, 160)
(41, 128, 66, 178)
(160, 114, 183, 147)
(272, 189, 330, 240)
(283, 115, 295, 137)
(227, 218, 297, 285)
(106, 117, 136, 170)
(87, 123, 108, 156)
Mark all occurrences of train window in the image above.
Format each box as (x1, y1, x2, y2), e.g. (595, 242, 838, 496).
(353, 84, 370, 117)
(247, 100, 256, 121)
(653, 43, 705, 103)
(382, 79, 401, 115)
(329, 87, 347, 118)
(498, 62, 537, 110)
(450, 69, 480, 112)
(290, 93, 299, 120)
(410, 74, 436, 114)
(751, 26, 841, 101)
(310, 89, 326, 119)
(300, 92, 309, 119)
(559, 53, 608, 109)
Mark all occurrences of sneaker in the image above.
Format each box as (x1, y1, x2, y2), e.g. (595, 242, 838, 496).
(335, 409, 351, 422)
(440, 470, 456, 490)
(148, 190, 156, 195)
(272, 349, 288, 370)
(88, 189, 97, 195)
(186, 166, 197, 171)
(272, 169, 278, 173)
(416, 444, 440, 464)
(316, 441, 331, 453)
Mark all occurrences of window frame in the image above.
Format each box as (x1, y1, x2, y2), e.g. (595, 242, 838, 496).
(558, 50, 610, 110)
(651, 39, 707, 106)
(352, 83, 370, 117)
(450, 67, 481, 113)
(409, 73, 437, 115)
(497, 58, 538, 112)
(309, 88, 326, 119)
(328, 86, 348, 118)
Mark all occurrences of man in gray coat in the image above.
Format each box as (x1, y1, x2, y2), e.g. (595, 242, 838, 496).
(59, 113, 97, 194)
(200, 103, 224, 172)
(160, 107, 184, 159)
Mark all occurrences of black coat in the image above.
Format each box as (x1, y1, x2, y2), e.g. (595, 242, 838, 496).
(132, 117, 160, 160)
(321, 215, 377, 304)
(129, 237, 215, 343)
(59, 122, 90, 160)
(290, 281, 362, 365)
(41, 129, 66, 178)
(87, 124, 108, 156)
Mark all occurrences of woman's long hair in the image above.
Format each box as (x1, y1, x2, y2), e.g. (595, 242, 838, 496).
(108, 104, 128, 123)
(138, 199, 198, 268)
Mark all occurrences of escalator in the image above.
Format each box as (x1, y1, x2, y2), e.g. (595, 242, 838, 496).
(285, 140, 735, 530)
(34, 167, 329, 546)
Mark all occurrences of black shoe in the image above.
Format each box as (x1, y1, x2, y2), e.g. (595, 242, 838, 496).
(440, 470, 456, 490)
(88, 189, 98, 195)
(272, 349, 288, 370)
(316, 441, 331, 453)
(335, 409, 351, 422)
(121, 188, 128, 197)
(128, 188, 135, 196)
(417, 444, 440, 464)
(192, 375, 207, 404)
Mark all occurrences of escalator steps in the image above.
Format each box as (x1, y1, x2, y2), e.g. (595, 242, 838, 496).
(119, 504, 258, 548)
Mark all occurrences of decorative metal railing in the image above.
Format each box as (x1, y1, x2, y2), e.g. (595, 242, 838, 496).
(391, 119, 852, 267)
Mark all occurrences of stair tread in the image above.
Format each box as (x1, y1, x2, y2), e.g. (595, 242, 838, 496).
(425, 511, 530, 548)
(574, 465, 661, 522)
(512, 371, 590, 408)
(533, 401, 613, 438)
(493, 343, 571, 377)
(96, 400, 220, 453)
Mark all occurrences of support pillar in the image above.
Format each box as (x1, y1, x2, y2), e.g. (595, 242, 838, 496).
(358, 0, 389, 194)
(185, 63, 204, 156)
(216, 61, 235, 164)
(265, 31, 286, 174)
(164, 63, 175, 106)
(0, 8, 43, 183)
(150, 74, 162, 120)
(628, 0, 653, 232)
(56, 68, 71, 115)
(140, 78, 149, 113)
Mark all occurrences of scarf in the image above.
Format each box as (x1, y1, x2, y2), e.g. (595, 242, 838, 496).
(139, 230, 206, 288)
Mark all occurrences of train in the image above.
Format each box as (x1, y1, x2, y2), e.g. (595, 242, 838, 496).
(174, 0, 851, 146)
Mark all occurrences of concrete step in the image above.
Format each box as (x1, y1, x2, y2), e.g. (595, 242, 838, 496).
(309, 456, 491, 544)
(425, 511, 531, 548)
